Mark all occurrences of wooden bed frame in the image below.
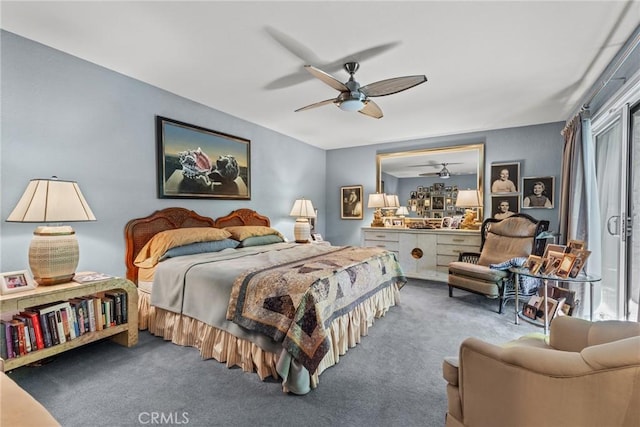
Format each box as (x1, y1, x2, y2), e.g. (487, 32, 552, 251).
(124, 207, 270, 284)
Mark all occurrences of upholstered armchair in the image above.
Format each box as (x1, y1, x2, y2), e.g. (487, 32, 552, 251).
(442, 316, 640, 427)
(448, 213, 548, 313)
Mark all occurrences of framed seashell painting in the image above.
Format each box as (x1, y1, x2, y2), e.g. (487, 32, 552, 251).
(156, 116, 251, 199)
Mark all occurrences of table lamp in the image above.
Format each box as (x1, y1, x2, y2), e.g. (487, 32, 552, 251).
(368, 193, 386, 227)
(456, 189, 482, 230)
(289, 198, 316, 243)
(6, 177, 96, 285)
(383, 194, 399, 216)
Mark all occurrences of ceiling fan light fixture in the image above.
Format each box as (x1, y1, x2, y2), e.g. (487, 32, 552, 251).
(339, 99, 365, 112)
(440, 166, 451, 179)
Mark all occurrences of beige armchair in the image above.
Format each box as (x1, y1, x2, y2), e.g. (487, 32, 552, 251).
(442, 316, 640, 427)
(448, 213, 549, 313)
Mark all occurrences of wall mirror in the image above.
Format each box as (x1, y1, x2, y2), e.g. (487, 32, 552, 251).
(376, 143, 484, 218)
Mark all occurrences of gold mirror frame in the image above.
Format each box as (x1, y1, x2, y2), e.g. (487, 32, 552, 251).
(376, 142, 485, 205)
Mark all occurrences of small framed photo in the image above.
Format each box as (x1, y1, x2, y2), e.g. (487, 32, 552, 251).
(522, 176, 554, 209)
(525, 255, 543, 275)
(542, 244, 568, 260)
(441, 217, 453, 228)
(569, 249, 591, 278)
(567, 239, 585, 251)
(0, 270, 37, 295)
(431, 196, 445, 210)
(555, 253, 577, 278)
(490, 162, 519, 194)
(522, 303, 538, 320)
(311, 233, 323, 242)
(491, 195, 520, 220)
(341, 185, 363, 219)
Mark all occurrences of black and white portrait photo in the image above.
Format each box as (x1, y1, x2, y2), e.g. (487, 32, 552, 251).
(522, 177, 554, 208)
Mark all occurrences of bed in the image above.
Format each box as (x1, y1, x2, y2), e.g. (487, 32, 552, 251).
(124, 207, 406, 394)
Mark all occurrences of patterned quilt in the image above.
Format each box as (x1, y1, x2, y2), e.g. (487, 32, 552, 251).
(226, 246, 406, 373)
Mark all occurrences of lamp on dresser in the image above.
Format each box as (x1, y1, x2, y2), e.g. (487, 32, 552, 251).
(383, 194, 400, 216)
(6, 177, 96, 285)
(367, 193, 386, 227)
(456, 189, 482, 230)
(289, 198, 316, 243)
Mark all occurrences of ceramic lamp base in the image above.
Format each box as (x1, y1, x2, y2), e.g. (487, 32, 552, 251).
(29, 225, 79, 285)
(293, 218, 311, 243)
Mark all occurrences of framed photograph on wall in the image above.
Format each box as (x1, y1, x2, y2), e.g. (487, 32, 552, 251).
(0, 270, 37, 295)
(522, 176, 554, 209)
(491, 195, 520, 220)
(341, 185, 363, 219)
(490, 162, 520, 194)
(431, 195, 445, 210)
(156, 116, 251, 199)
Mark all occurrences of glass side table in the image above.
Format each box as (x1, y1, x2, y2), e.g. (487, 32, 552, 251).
(509, 267, 601, 334)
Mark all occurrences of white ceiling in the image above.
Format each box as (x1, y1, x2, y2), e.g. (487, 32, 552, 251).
(2, 1, 639, 150)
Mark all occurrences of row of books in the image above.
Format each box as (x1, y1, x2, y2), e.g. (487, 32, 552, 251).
(0, 290, 128, 360)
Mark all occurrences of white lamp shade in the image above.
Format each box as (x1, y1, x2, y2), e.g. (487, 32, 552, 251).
(456, 190, 482, 208)
(367, 193, 387, 208)
(384, 194, 399, 208)
(7, 178, 96, 222)
(396, 206, 409, 216)
(289, 199, 316, 218)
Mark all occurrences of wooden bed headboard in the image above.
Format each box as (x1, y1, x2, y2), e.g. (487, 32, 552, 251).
(124, 207, 270, 284)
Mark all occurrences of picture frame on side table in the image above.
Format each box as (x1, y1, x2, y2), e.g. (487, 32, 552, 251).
(0, 270, 37, 295)
(522, 176, 554, 209)
(490, 162, 520, 194)
(340, 185, 364, 219)
(156, 116, 251, 200)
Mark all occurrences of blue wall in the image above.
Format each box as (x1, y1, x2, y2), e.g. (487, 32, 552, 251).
(325, 122, 564, 245)
(1, 30, 565, 277)
(0, 31, 326, 276)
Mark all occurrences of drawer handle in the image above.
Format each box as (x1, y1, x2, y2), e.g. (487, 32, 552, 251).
(375, 235, 386, 238)
(452, 239, 464, 242)
(376, 244, 387, 248)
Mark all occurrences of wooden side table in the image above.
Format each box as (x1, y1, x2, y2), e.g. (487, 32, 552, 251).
(0, 276, 138, 371)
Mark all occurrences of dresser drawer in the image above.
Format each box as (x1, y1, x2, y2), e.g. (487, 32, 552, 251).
(436, 243, 474, 257)
(437, 254, 459, 266)
(363, 230, 400, 242)
(363, 240, 399, 251)
(437, 233, 481, 246)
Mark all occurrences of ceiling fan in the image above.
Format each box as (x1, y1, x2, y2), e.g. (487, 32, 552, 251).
(418, 162, 460, 179)
(295, 62, 427, 118)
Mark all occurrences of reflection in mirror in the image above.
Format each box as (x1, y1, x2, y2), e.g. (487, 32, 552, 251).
(376, 144, 484, 220)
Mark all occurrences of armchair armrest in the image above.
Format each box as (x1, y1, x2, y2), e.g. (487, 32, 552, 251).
(457, 252, 480, 263)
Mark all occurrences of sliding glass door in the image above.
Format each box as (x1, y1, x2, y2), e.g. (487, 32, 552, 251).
(593, 102, 639, 321)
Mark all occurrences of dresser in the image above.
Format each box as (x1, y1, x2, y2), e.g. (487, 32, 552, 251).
(362, 227, 481, 282)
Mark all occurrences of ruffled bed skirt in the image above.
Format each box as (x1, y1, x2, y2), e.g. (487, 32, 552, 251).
(137, 283, 400, 392)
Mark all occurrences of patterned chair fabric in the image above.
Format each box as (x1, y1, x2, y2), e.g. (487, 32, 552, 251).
(447, 213, 549, 313)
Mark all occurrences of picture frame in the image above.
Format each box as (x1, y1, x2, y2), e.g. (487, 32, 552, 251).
(340, 185, 364, 219)
(522, 303, 538, 320)
(491, 195, 520, 219)
(441, 217, 453, 228)
(0, 270, 37, 295)
(524, 255, 543, 275)
(522, 176, 554, 209)
(156, 116, 251, 199)
(311, 233, 323, 242)
(542, 244, 568, 260)
(431, 195, 445, 210)
(490, 162, 520, 194)
(555, 253, 577, 278)
(569, 249, 591, 278)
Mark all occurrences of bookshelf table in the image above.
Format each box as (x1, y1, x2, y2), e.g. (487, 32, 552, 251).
(0, 276, 138, 371)
(510, 267, 601, 334)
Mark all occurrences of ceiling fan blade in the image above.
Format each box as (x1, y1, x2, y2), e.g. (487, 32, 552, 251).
(294, 98, 337, 112)
(360, 75, 427, 97)
(322, 41, 401, 72)
(304, 65, 349, 92)
(419, 172, 440, 177)
(358, 100, 383, 119)
(264, 26, 321, 64)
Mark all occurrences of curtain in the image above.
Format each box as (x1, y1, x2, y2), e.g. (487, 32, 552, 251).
(559, 112, 602, 316)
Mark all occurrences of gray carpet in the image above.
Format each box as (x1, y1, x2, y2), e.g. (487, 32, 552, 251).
(8, 280, 538, 427)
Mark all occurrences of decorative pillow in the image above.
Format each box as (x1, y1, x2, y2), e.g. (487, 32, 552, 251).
(134, 227, 231, 268)
(239, 234, 284, 248)
(159, 239, 240, 260)
(224, 226, 283, 241)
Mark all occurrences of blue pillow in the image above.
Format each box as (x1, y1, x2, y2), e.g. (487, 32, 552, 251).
(160, 239, 240, 260)
(239, 234, 284, 247)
